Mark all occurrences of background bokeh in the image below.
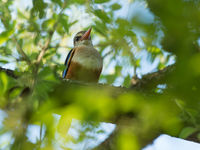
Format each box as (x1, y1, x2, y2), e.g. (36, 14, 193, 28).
(0, 0, 200, 149)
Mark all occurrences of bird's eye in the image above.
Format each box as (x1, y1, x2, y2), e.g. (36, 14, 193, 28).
(75, 36, 81, 41)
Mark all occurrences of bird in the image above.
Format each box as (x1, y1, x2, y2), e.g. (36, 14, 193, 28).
(62, 28, 103, 83)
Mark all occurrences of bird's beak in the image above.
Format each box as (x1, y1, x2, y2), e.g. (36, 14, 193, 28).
(80, 28, 92, 41)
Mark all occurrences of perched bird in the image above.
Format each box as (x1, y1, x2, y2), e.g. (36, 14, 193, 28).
(62, 28, 103, 83)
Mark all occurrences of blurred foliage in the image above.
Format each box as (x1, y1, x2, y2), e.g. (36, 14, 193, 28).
(0, 0, 199, 149)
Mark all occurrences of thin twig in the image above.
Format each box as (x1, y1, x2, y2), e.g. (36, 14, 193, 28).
(13, 36, 31, 65)
(40, 123, 43, 141)
(39, 122, 44, 147)
(35, 2, 66, 65)
(36, 30, 55, 64)
(31, 2, 67, 89)
(103, 50, 113, 59)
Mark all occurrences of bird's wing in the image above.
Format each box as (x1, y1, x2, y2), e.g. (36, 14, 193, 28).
(62, 48, 76, 78)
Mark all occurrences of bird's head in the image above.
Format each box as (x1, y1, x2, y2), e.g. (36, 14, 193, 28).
(73, 28, 93, 47)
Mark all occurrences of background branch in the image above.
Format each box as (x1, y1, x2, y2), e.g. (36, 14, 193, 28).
(35, 2, 66, 66)
(12, 36, 31, 65)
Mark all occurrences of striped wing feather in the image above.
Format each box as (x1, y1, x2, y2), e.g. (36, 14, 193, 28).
(62, 49, 75, 78)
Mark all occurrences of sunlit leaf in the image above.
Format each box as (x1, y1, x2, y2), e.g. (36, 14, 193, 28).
(93, 9, 111, 23)
(31, 0, 48, 18)
(0, 59, 9, 64)
(51, 0, 62, 7)
(94, 0, 110, 4)
(179, 127, 198, 139)
(111, 3, 122, 10)
(117, 129, 140, 150)
(123, 75, 131, 87)
(0, 72, 8, 93)
(0, 28, 14, 45)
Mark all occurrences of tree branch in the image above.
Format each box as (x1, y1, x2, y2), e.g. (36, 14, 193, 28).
(36, 30, 55, 64)
(0, 64, 175, 90)
(35, 2, 66, 66)
(131, 64, 175, 90)
(12, 36, 31, 66)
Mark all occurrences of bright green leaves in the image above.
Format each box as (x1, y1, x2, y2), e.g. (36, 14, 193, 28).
(58, 14, 70, 34)
(51, 0, 63, 7)
(31, 0, 48, 18)
(0, 72, 17, 107)
(0, 27, 14, 45)
(0, 72, 17, 97)
(94, 0, 110, 4)
(147, 46, 161, 54)
(147, 46, 162, 63)
(0, 59, 9, 64)
(0, 46, 12, 56)
(123, 75, 132, 87)
(0, 72, 8, 95)
(179, 127, 198, 139)
(34, 67, 59, 101)
(93, 20, 108, 36)
(47, 85, 182, 149)
(0, 0, 13, 28)
(116, 18, 134, 37)
(110, 3, 122, 10)
(93, 9, 111, 23)
(189, 54, 200, 76)
(117, 129, 140, 150)
(42, 19, 56, 30)
(0, 17, 15, 46)
(102, 74, 116, 84)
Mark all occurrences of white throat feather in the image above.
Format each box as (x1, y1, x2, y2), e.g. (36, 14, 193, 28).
(72, 45, 103, 70)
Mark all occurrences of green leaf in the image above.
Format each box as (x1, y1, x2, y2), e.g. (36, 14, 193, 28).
(179, 127, 197, 139)
(0, 72, 8, 94)
(94, 9, 111, 23)
(147, 46, 161, 54)
(17, 9, 28, 19)
(44, 48, 56, 59)
(111, 3, 121, 10)
(0, 28, 14, 45)
(31, 0, 48, 18)
(135, 59, 140, 67)
(42, 19, 55, 30)
(115, 65, 122, 76)
(197, 133, 200, 141)
(116, 18, 130, 28)
(0, 45, 12, 56)
(59, 14, 69, 33)
(123, 75, 131, 87)
(0, 59, 9, 64)
(93, 20, 108, 36)
(51, 0, 62, 7)
(94, 0, 110, 4)
(103, 74, 116, 84)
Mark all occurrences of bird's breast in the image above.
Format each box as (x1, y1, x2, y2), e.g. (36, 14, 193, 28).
(72, 45, 103, 70)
